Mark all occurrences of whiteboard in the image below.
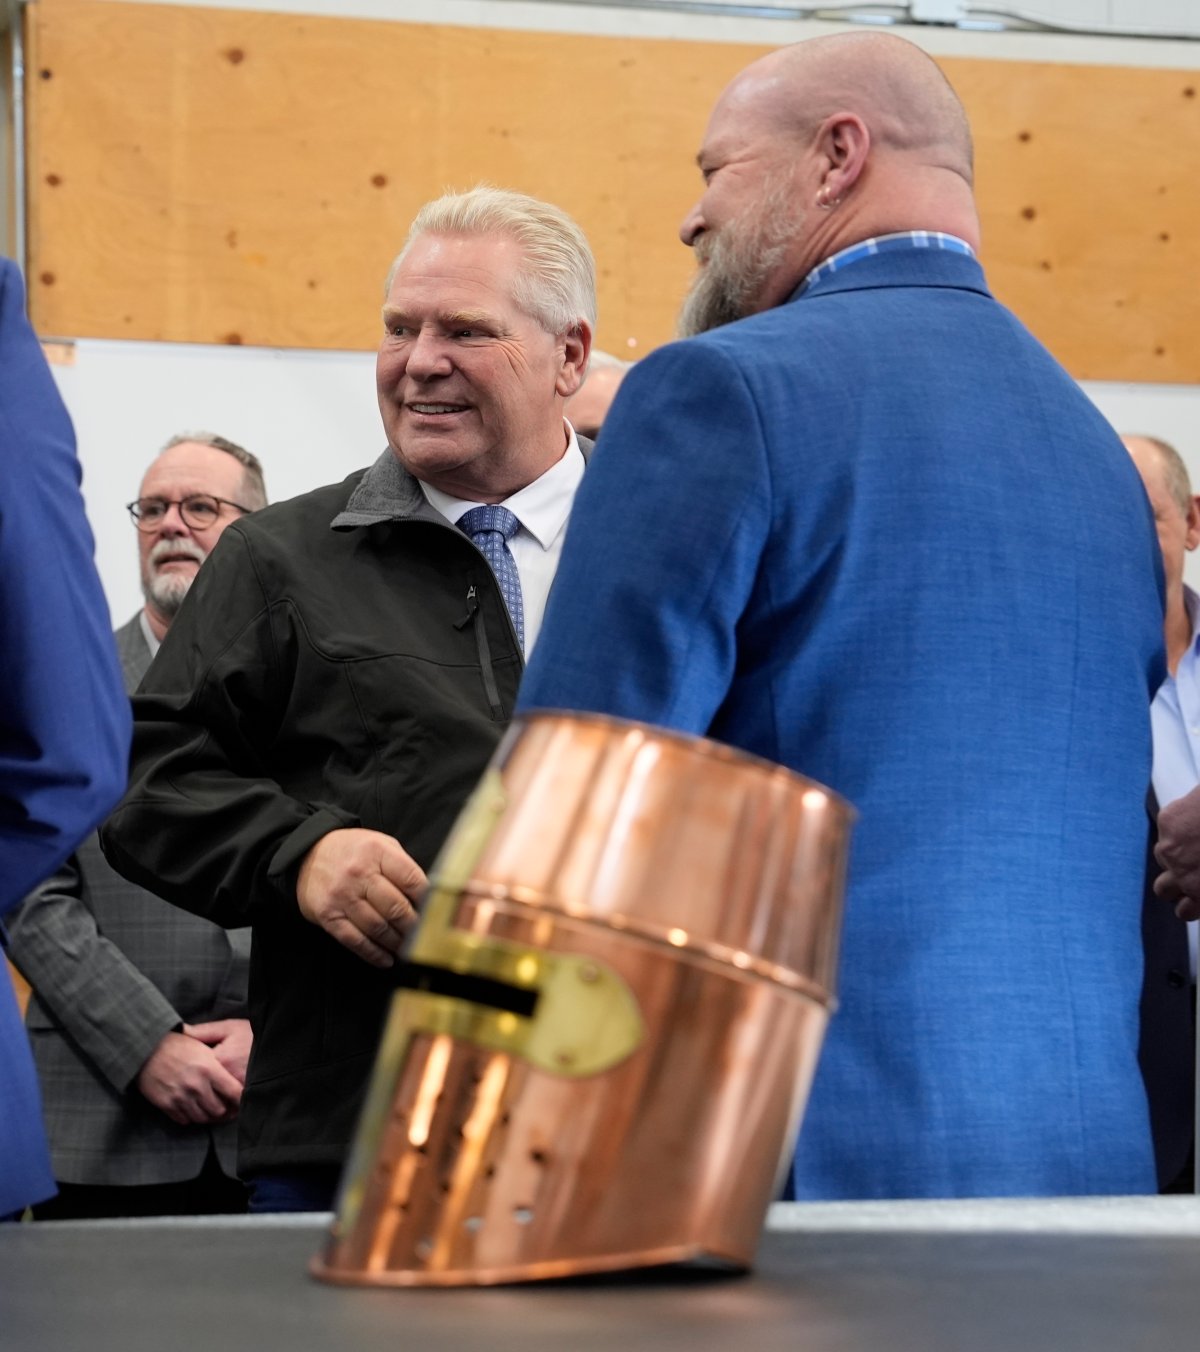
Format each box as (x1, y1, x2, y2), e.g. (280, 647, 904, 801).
(48, 338, 1200, 628)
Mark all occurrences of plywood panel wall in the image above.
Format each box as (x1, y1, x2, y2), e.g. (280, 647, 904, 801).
(23, 0, 1200, 381)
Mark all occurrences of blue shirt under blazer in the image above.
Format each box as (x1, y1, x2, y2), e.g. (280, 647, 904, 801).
(519, 245, 1166, 1198)
(0, 258, 131, 1215)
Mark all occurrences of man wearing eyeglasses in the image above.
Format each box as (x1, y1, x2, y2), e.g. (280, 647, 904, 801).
(7, 432, 267, 1219)
(130, 435, 264, 645)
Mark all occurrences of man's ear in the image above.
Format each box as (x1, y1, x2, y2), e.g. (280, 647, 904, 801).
(816, 111, 870, 205)
(1185, 495, 1200, 552)
(556, 323, 592, 400)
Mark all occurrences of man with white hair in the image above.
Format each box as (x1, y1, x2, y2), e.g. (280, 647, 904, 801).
(101, 188, 595, 1212)
(9, 432, 266, 1218)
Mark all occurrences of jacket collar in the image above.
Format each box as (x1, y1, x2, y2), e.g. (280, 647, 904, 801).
(330, 437, 594, 531)
(791, 247, 991, 305)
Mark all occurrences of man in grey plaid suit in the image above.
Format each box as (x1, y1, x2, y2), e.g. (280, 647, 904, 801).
(8, 433, 267, 1218)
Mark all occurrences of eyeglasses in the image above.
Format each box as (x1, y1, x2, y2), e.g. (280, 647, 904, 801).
(126, 495, 253, 532)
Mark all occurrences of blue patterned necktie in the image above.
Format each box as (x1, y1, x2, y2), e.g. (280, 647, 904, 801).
(457, 504, 525, 649)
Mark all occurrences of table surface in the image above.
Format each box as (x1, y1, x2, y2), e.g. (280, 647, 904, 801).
(3, 1198, 1199, 1352)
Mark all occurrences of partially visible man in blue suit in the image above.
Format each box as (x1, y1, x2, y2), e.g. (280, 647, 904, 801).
(519, 32, 1166, 1197)
(0, 257, 131, 1218)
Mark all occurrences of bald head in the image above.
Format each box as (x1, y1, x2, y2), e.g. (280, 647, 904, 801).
(1122, 433, 1200, 667)
(678, 31, 980, 331)
(724, 33, 973, 184)
(1123, 433, 1192, 515)
(566, 360, 629, 439)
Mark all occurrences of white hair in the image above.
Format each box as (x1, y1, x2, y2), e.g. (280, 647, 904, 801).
(387, 186, 596, 336)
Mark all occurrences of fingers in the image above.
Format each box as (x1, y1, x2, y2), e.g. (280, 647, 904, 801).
(174, 1061, 243, 1125)
(297, 828, 426, 966)
(206, 1060, 244, 1110)
(1158, 782, 1200, 836)
(1153, 870, 1182, 902)
(308, 878, 415, 969)
(378, 847, 429, 903)
(184, 1020, 233, 1045)
(137, 1033, 244, 1125)
(1150, 868, 1200, 919)
(354, 871, 420, 945)
(317, 916, 400, 970)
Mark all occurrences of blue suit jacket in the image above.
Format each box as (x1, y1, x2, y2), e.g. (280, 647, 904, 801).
(520, 247, 1166, 1198)
(0, 259, 131, 1214)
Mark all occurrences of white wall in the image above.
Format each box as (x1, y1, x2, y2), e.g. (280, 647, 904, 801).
(50, 341, 382, 626)
(1082, 382, 1200, 591)
(49, 342, 1200, 628)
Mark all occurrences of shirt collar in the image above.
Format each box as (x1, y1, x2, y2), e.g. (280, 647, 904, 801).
(796, 231, 977, 298)
(421, 422, 585, 550)
(138, 609, 161, 659)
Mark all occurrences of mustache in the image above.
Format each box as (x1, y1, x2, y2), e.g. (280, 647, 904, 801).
(148, 538, 208, 569)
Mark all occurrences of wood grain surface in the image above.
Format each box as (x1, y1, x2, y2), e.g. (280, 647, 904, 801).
(22, 0, 1200, 380)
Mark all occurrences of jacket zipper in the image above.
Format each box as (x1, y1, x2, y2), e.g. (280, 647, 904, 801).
(456, 584, 505, 720)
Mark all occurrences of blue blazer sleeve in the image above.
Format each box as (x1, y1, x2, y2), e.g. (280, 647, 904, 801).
(520, 339, 771, 729)
(0, 259, 131, 916)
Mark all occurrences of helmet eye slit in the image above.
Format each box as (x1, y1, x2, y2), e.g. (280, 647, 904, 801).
(394, 961, 539, 1019)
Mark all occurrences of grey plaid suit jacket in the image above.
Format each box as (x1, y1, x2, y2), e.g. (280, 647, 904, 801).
(7, 615, 250, 1186)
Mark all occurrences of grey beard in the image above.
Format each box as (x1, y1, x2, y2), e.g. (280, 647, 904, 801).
(677, 256, 754, 338)
(141, 537, 207, 619)
(142, 571, 191, 619)
(677, 182, 803, 338)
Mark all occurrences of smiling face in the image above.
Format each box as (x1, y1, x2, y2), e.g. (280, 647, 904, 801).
(136, 441, 251, 634)
(376, 232, 586, 503)
(678, 165, 809, 337)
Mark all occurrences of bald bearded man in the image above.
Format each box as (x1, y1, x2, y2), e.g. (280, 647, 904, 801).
(520, 33, 1165, 1198)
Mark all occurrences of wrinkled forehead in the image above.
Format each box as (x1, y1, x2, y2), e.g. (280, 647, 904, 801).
(389, 231, 526, 294)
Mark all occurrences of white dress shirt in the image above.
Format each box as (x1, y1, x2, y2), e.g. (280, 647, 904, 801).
(419, 424, 585, 657)
(138, 609, 161, 659)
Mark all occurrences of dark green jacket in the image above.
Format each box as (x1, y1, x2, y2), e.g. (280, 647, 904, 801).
(101, 450, 526, 1174)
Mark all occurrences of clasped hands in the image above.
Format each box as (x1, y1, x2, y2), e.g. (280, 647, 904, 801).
(136, 1018, 253, 1126)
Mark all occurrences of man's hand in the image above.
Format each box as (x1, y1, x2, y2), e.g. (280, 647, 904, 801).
(296, 828, 427, 968)
(185, 1019, 253, 1085)
(1154, 784, 1200, 921)
(135, 1030, 244, 1126)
